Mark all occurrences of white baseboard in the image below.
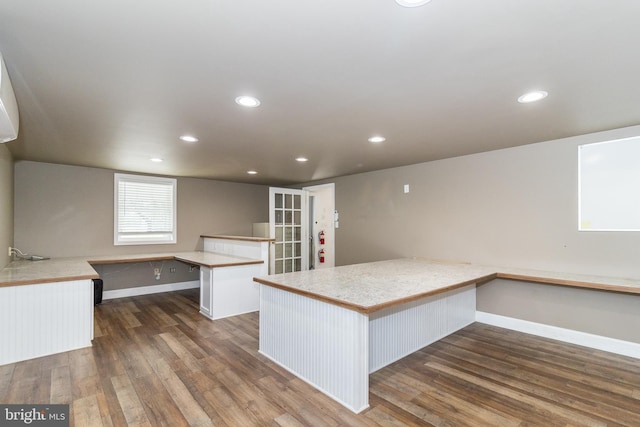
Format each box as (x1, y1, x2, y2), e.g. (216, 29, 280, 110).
(475, 311, 640, 359)
(102, 280, 199, 300)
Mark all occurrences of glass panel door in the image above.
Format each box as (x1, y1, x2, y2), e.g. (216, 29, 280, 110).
(269, 187, 308, 274)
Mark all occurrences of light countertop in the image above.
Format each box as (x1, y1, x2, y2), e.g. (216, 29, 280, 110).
(87, 251, 263, 268)
(494, 265, 640, 295)
(0, 257, 100, 287)
(173, 251, 264, 268)
(254, 258, 640, 314)
(201, 234, 274, 242)
(0, 251, 263, 288)
(255, 259, 498, 313)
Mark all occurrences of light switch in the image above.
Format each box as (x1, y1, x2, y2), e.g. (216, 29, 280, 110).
(403, 184, 410, 194)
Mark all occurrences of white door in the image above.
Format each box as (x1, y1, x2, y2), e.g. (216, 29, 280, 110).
(269, 187, 308, 274)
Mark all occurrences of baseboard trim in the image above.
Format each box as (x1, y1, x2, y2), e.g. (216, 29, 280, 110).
(475, 311, 640, 359)
(102, 281, 199, 300)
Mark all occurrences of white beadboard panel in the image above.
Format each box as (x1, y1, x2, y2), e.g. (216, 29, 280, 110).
(446, 284, 477, 332)
(0, 279, 93, 366)
(204, 238, 269, 267)
(259, 285, 370, 413)
(369, 284, 476, 373)
(203, 237, 269, 275)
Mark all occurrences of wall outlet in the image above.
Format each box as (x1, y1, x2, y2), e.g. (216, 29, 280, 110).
(8, 246, 12, 257)
(153, 268, 160, 275)
(169, 267, 176, 273)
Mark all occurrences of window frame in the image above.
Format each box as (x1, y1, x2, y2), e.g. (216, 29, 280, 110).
(578, 135, 640, 232)
(114, 173, 177, 245)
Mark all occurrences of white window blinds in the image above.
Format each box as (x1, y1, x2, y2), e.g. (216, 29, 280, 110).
(114, 173, 177, 245)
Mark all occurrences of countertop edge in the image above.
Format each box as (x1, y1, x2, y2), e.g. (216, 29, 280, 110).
(255, 260, 640, 314)
(495, 272, 640, 295)
(0, 273, 100, 288)
(87, 255, 177, 265)
(201, 234, 275, 242)
(174, 256, 263, 269)
(255, 273, 498, 314)
(1, 251, 264, 287)
(254, 276, 371, 313)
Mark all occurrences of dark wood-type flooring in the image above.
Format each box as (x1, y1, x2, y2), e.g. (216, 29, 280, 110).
(1, 289, 639, 426)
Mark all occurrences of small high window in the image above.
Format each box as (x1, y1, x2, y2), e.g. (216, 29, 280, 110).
(578, 136, 640, 231)
(114, 173, 177, 245)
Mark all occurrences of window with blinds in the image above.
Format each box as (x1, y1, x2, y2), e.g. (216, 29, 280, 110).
(114, 173, 177, 245)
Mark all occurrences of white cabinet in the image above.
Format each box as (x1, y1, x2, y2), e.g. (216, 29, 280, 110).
(199, 263, 264, 320)
(199, 236, 270, 320)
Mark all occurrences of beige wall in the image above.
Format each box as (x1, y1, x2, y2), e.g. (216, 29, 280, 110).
(0, 145, 13, 268)
(91, 260, 200, 291)
(477, 279, 640, 343)
(14, 161, 269, 290)
(330, 127, 640, 277)
(312, 125, 640, 343)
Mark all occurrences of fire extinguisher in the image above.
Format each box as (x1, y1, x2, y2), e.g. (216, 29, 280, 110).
(318, 249, 325, 263)
(318, 230, 325, 245)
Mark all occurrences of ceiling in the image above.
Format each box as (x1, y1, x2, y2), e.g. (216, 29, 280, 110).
(1, 1, 639, 186)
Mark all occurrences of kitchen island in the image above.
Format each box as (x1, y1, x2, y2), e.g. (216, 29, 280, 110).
(254, 258, 640, 413)
(254, 258, 497, 413)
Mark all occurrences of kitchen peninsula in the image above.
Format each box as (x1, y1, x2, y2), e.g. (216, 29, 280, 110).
(254, 258, 640, 413)
(0, 237, 271, 366)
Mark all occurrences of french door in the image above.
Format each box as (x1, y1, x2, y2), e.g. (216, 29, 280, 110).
(269, 187, 309, 274)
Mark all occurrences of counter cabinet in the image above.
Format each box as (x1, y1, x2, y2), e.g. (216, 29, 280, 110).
(199, 263, 264, 320)
(0, 279, 94, 366)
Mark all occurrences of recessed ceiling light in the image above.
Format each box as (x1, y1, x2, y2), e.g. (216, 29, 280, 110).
(235, 96, 261, 108)
(150, 158, 163, 163)
(395, 0, 432, 7)
(179, 135, 198, 142)
(247, 170, 258, 175)
(295, 157, 308, 162)
(518, 90, 548, 103)
(368, 136, 386, 143)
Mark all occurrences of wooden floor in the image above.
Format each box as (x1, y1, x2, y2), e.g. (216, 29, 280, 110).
(1, 289, 639, 426)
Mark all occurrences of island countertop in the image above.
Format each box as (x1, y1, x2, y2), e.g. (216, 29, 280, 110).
(254, 259, 497, 313)
(254, 258, 640, 314)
